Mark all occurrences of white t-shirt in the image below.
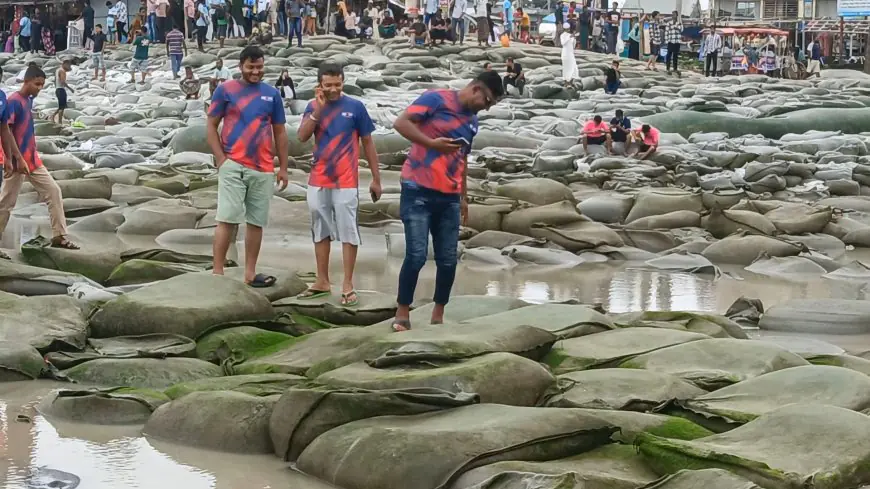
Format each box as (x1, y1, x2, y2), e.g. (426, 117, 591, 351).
(452, 0, 467, 18)
(257, 0, 270, 13)
(212, 67, 231, 80)
(476, 0, 487, 17)
(345, 13, 357, 29)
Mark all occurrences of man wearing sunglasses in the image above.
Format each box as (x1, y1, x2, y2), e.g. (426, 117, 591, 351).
(390, 71, 504, 332)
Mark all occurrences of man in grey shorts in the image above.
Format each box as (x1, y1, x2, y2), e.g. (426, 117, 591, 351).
(297, 62, 382, 306)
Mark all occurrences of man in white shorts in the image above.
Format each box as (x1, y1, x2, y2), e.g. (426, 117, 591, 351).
(296, 62, 382, 307)
(807, 39, 822, 77)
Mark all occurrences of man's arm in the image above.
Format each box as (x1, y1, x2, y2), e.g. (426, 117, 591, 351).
(297, 103, 320, 142)
(273, 123, 289, 172)
(361, 135, 380, 181)
(183, 37, 188, 55)
(393, 110, 435, 148)
(206, 116, 226, 165)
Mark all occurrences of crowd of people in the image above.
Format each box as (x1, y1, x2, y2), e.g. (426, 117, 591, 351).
(576, 109, 660, 160)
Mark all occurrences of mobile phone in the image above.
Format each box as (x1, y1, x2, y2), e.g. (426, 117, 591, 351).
(452, 137, 470, 146)
(370, 190, 380, 203)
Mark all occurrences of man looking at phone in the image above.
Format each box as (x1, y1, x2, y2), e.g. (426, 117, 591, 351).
(579, 114, 611, 155)
(389, 71, 504, 332)
(609, 109, 630, 155)
(296, 62, 381, 306)
(207, 45, 289, 288)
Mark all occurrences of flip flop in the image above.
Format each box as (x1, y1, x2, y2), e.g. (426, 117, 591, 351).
(0, 250, 9, 260)
(297, 288, 331, 300)
(341, 290, 359, 307)
(391, 319, 411, 332)
(50, 236, 80, 250)
(247, 273, 276, 288)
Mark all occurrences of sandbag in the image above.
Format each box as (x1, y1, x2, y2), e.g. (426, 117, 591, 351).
(195, 326, 295, 364)
(543, 368, 705, 411)
(117, 202, 206, 235)
(625, 189, 704, 224)
(0, 341, 45, 380)
(765, 204, 832, 234)
(466, 204, 512, 233)
(543, 328, 710, 374)
(701, 208, 776, 238)
(21, 236, 122, 283)
(464, 230, 547, 249)
(759, 299, 870, 334)
(0, 294, 87, 352)
(744, 255, 828, 277)
(120, 248, 230, 266)
(577, 194, 634, 223)
(460, 303, 614, 339)
(530, 221, 623, 251)
(637, 404, 870, 489)
(372, 295, 529, 327)
(273, 290, 397, 326)
(639, 469, 762, 489)
(39, 387, 170, 424)
(503, 245, 584, 266)
(45, 333, 196, 369)
(315, 352, 555, 406)
(55, 176, 113, 199)
(89, 274, 275, 339)
(295, 404, 619, 489)
(643, 252, 721, 277)
(621, 339, 810, 390)
(501, 201, 586, 236)
(626, 211, 701, 230)
(207, 267, 308, 302)
(449, 444, 660, 489)
(105, 259, 205, 286)
(665, 365, 870, 431)
(612, 311, 748, 339)
(164, 373, 306, 399)
(305, 322, 557, 378)
(145, 390, 278, 453)
(495, 178, 574, 206)
(62, 357, 222, 389)
(701, 234, 804, 265)
(271, 386, 480, 462)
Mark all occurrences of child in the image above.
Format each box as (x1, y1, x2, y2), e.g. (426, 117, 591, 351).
(604, 58, 620, 94)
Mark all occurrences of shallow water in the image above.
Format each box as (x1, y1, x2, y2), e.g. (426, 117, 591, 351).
(6, 207, 870, 486)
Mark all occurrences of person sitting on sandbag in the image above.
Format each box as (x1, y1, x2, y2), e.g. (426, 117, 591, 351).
(632, 124, 659, 160)
(179, 66, 201, 99)
(578, 114, 611, 155)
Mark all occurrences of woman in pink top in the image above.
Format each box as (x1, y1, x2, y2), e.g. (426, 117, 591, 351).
(633, 123, 659, 160)
(578, 115, 612, 155)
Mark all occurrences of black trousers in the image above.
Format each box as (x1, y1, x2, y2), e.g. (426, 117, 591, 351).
(116, 20, 127, 41)
(31, 23, 40, 51)
(197, 25, 207, 49)
(504, 76, 524, 94)
(705, 49, 719, 76)
(156, 16, 168, 42)
(666, 42, 680, 72)
(82, 25, 93, 47)
(19, 35, 30, 52)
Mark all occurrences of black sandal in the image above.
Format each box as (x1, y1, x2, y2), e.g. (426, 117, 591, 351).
(247, 273, 277, 288)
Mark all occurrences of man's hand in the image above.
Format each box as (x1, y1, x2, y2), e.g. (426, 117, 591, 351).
(429, 137, 462, 153)
(215, 154, 227, 168)
(369, 179, 382, 202)
(276, 168, 289, 190)
(460, 197, 469, 226)
(2, 161, 11, 179)
(14, 157, 29, 175)
(314, 86, 327, 112)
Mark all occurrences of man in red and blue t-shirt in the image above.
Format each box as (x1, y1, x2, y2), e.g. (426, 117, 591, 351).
(296, 62, 382, 307)
(0, 66, 78, 252)
(389, 71, 504, 332)
(207, 46, 289, 288)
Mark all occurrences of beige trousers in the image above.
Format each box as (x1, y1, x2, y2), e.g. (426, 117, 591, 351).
(0, 166, 68, 238)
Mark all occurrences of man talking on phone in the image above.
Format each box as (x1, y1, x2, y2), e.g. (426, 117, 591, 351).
(389, 71, 504, 332)
(296, 62, 381, 306)
(207, 46, 289, 288)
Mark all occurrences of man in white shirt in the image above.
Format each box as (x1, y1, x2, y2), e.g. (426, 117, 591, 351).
(424, 0, 438, 25)
(451, 0, 466, 44)
(703, 26, 723, 77)
(256, 0, 270, 23)
(208, 58, 231, 97)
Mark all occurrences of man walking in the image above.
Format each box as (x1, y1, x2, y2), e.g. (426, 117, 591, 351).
(91, 24, 108, 81)
(664, 9, 683, 76)
(286, 0, 304, 47)
(389, 71, 503, 331)
(207, 46, 289, 287)
(53, 60, 74, 124)
(82, 0, 95, 47)
(130, 26, 151, 84)
(114, 0, 129, 42)
(165, 23, 187, 78)
(0, 66, 78, 252)
(450, 0, 466, 45)
(808, 39, 822, 77)
(703, 26, 722, 77)
(296, 62, 381, 306)
(18, 11, 31, 53)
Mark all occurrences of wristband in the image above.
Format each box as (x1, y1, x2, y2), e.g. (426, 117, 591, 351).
(308, 114, 319, 123)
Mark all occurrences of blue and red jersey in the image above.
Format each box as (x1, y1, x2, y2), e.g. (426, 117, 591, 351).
(401, 89, 478, 194)
(7, 92, 40, 172)
(303, 95, 375, 189)
(207, 80, 286, 173)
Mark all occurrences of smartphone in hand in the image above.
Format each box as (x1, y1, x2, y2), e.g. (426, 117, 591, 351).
(370, 190, 380, 203)
(452, 137, 471, 147)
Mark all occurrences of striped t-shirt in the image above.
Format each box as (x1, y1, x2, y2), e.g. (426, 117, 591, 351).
(166, 29, 184, 54)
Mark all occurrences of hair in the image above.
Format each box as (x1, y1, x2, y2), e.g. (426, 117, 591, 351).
(483, 61, 491, 68)
(612, 59, 620, 64)
(651, 10, 659, 16)
(239, 45, 265, 64)
(27, 61, 37, 67)
(474, 70, 504, 98)
(106, 1, 111, 5)
(593, 115, 602, 123)
(317, 61, 344, 82)
(24, 66, 45, 81)
(96, 23, 102, 28)
(506, 57, 514, 62)
(642, 124, 651, 132)
(615, 109, 623, 116)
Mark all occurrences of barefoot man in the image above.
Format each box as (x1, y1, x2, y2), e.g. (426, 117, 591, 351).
(296, 62, 382, 306)
(207, 46, 289, 287)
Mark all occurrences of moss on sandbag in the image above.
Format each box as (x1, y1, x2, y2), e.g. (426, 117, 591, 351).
(196, 326, 295, 364)
(636, 405, 870, 489)
(89, 274, 275, 339)
(45, 333, 197, 369)
(144, 390, 278, 453)
(0, 341, 45, 381)
(62, 357, 222, 389)
(639, 469, 763, 489)
(273, 290, 397, 326)
(105, 259, 205, 286)
(164, 373, 306, 399)
(613, 311, 748, 339)
(460, 303, 614, 339)
(21, 236, 122, 283)
(544, 369, 705, 411)
(120, 248, 235, 266)
(39, 387, 170, 424)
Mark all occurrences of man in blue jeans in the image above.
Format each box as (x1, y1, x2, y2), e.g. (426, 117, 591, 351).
(390, 71, 504, 331)
(286, 0, 304, 47)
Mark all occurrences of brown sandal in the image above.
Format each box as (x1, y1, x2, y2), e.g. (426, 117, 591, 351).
(51, 236, 80, 250)
(391, 319, 411, 332)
